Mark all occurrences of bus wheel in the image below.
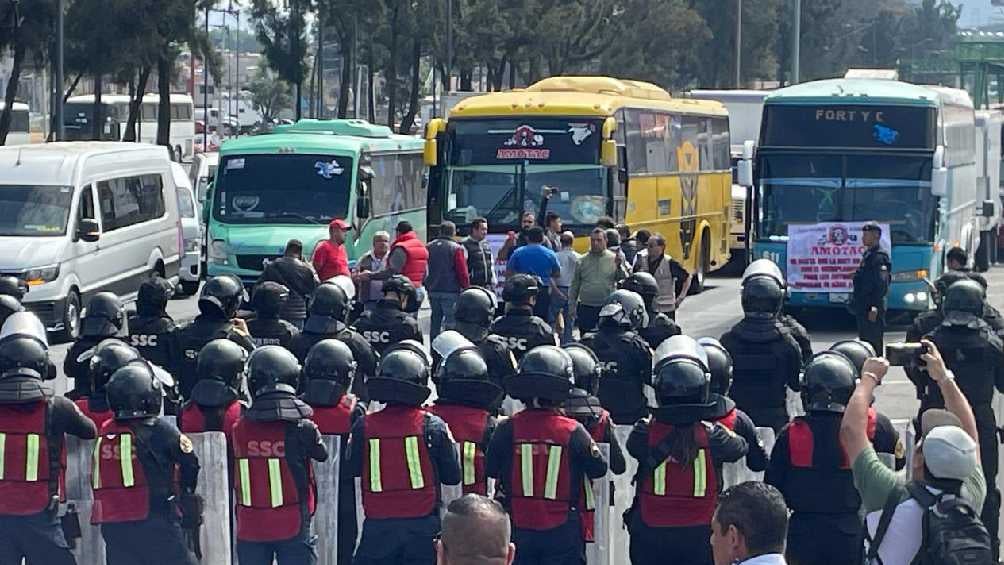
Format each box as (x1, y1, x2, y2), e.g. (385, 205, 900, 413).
(690, 232, 710, 295)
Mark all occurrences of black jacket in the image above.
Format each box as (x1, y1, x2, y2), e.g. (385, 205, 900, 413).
(352, 300, 423, 357)
(177, 314, 255, 399)
(489, 308, 556, 362)
(127, 313, 182, 377)
(258, 256, 320, 322)
(852, 246, 891, 313)
(247, 316, 300, 349)
(582, 326, 653, 426)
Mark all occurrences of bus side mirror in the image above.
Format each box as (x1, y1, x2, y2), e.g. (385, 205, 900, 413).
(601, 139, 617, 167)
(356, 180, 371, 219)
(931, 145, 947, 197)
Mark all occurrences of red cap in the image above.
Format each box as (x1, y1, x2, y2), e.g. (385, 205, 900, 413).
(329, 218, 351, 230)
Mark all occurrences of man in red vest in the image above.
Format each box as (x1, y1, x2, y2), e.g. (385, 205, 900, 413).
(350, 340, 461, 565)
(75, 339, 143, 429)
(363, 221, 429, 314)
(301, 339, 366, 565)
(486, 345, 608, 565)
(232, 346, 328, 565)
(766, 352, 871, 565)
(0, 312, 96, 565)
(178, 339, 247, 438)
(92, 360, 201, 565)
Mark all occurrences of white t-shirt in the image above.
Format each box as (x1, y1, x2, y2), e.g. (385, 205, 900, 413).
(864, 496, 927, 565)
(554, 249, 580, 288)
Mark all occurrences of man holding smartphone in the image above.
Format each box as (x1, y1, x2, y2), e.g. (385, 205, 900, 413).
(852, 222, 890, 354)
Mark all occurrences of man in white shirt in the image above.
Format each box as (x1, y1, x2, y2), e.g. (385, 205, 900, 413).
(550, 231, 579, 344)
(711, 481, 790, 565)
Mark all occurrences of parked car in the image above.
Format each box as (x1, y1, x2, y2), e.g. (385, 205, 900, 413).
(172, 163, 202, 296)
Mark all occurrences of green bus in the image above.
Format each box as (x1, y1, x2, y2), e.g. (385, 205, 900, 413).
(205, 119, 427, 284)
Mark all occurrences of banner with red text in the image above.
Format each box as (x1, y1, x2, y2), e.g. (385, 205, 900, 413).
(785, 222, 890, 293)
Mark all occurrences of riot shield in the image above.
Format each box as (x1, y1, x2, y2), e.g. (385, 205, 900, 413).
(314, 435, 342, 565)
(65, 436, 105, 565)
(586, 443, 612, 565)
(189, 431, 231, 564)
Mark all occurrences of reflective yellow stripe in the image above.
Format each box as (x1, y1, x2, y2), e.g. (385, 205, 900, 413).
(25, 434, 39, 482)
(520, 444, 534, 496)
(462, 441, 477, 486)
(0, 432, 6, 480)
(91, 438, 100, 489)
(693, 450, 707, 497)
(120, 435, 134, 488)
(544, 445, 563, 500)
(268, 458, 284, 508)
(583, 478, 596, 510)
(238, 459, 251, 506)
(368, 438, 382, 493)
(653, 462, 666, 496)
(405, 436, 425, 490)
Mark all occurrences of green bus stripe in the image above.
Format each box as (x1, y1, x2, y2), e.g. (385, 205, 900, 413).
(405, 436, 425, 490)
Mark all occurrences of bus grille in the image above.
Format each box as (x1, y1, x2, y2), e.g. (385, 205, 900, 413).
(235, 254, 279, 271)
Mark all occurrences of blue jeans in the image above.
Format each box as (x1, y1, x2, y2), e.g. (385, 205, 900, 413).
(428, 291, 459, 340)
(549, 287, 573, 345)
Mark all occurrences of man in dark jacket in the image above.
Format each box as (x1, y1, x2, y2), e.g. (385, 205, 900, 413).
(257, 239, 319, 330)
(425, 221, 470, 340)
(247, 281, 300, 349)
(460, 217, 495, 290)
(852, 222, 890, 354)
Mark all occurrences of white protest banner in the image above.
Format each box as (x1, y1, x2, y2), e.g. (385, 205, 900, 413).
(785, 222, 890, 296)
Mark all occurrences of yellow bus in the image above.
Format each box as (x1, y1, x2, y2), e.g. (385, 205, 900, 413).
(424, 76, 731, 289)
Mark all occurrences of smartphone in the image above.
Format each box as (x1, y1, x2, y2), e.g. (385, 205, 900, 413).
(885, 342, 928, 367)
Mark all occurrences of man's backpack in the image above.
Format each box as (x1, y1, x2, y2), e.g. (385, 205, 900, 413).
(867, 481, 993, 565)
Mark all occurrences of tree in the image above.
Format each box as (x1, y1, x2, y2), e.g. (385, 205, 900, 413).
(0, 0, 58, 145)
(252, 0, 311, 120)
(248, 67, 292, 121)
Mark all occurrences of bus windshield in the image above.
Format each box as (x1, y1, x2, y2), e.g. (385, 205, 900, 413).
(214, 154, 351, 224)
(0, 185, 73, 236)
(758, 153, 935, 243)
(445, 165, 608, 229)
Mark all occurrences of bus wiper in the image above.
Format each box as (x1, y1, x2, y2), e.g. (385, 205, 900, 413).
(269, 212, 319, 224)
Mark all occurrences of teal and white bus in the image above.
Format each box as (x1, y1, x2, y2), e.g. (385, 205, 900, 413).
(738, 78, 980, 314)
(205, 119, 427, 285)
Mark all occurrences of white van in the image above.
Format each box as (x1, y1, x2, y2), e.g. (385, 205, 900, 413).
(0, 143, 182, 340)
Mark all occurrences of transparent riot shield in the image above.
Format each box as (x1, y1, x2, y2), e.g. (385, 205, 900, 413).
(314, 435, 342, 565)
(586, 443, 612, 565)
(65, 436, 105, 565)
(189, 431, 232, 565)
(610, 425, 635, 565)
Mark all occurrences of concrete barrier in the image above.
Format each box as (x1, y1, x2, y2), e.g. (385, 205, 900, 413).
(586, 444, 611, 565)
(314, 436, 342, 565)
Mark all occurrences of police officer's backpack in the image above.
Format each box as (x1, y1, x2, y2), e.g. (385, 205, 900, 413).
(867, 481, 993, 565)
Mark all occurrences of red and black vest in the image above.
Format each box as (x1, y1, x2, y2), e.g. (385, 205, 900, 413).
(429, 403, 490, 496)
(91, 421, 154, 523)
(391, 232, 430, 288)
(714, 407, 738, 431)
(309, 395, 357, 436)
(0, 400, 56, 516)
(178, 401, 242, 437)
(361, 405, 438, 519)
(789, 409, 876, 470)
(510, 409, 578, 531)
(232, 418, 317, 542)
(76, 398, 114, 430)
(638, 422, 717, 528)
(579, 410, 610, 542)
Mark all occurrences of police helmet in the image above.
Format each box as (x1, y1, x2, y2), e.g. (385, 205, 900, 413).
(197, 339, 248, 389)
(137, 277, 175, 316)
(252, 281, 290, 318)
(943, 279, 985, 318)
(0, 311, 53, 385)
(698, 337, 733, 396)
(454, 287, 498, 339)
(86, 340, 143, 393)
(502, 274, 539, 304)
(742, 259, 786, 289)
(383, 275, 419, 313)
(506, 345, 575, 403)
(302, 339, 356, 405)
(934, 271, 971, 306)
(563, 343, 601, 396)
(305, 283, 350, 331)
(199, 275, 245, 318)
(620, 272, 659, 306)
(0, 276, 26, 301)
(828, 339, 876, 377)
(247, 346, 302, 397)
(740, 275, 784, 318)
(105, 360, 163, 420)
(437, 346, 501, 409)
(0, 295, 24, 327)
(368, 340, 431, 405)
(652, 336, 714, 423)
(81, 292, 125, 337)
(599, 289, 648, 330)
(801, 352, 857, 414)
(605, 228, 621, 248)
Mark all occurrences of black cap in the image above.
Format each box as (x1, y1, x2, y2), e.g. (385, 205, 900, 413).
(862, 221, 882, 234)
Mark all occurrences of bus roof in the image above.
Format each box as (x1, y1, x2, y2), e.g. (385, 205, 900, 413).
(449, 76, 727, 119)
(221, 119, 424, 156)
(66, 93, 194, 105)
(765, 78, 941, 107)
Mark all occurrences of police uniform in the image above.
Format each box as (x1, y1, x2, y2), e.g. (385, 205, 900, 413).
(128, 277, 183, 379)
(247, 281, 301, 349)
(0, 312, 96, 565)
(620, 272, 681, 350)
(352, 299, 423, 356)
(75, 340, 143, 429)
(626, 336, 748, 565)
(852, 226, 891, 354)
(177, 339, 247, 438)
(93, 362, 201, 565)
(490, 306, 556, 362)
(779, 313, 813, 365)
(233, 347, 328, 565)
(66, 292, 128, 400)
(350, 342, 461, 565)
(452, 288, 519, 400)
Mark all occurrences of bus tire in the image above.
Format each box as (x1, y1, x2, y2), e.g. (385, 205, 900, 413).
(690, 231, 711, 295)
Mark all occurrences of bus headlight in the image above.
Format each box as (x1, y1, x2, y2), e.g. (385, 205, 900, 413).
(903, 291, 929, 305)
(209, 239, 229, 263)
(891, 269, 928, 282)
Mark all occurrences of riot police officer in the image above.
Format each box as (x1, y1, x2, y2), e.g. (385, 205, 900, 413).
(128, 276, 183, 376)
(452, 287, 517, 397)
(93, 361, 201, 565)
(698, 337, 767, 473)
(75, 339, 143, 428)
(742, 260, 812, 363)
(0, 312, 96, 565)
(178, 339, 247, 436)
(290, 282, 376, 398)
(247, 281, 300, 348)
(349, 341, 461, 565)
(301, 339, 365, 565)
(486, 345, 608, 565)
(581, 289, 653, 425)
(232, 346, 328, 565)
(766, 352, 863, 565)
(926, 279, 1004, 557)
(562, 342, 626, 545)
(490, 274, 556, 362)
(0, 295, 23, 328)
(0, 275, 26, 302)
(620, 271, 681, 349)
(352, 274, 422, 356)
(720, 271, 802, 432)
(65, 291, 126, 400)
(178, 275, 255, 399)
(429, 332, 502, 496)
(852, 222, 891, 354)
(626, 336, 747, 565)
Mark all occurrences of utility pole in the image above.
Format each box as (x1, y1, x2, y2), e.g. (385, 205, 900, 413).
(446, 0, 453, 92)
(792, 0, 801, 84)
(55, 0, 65, 141)
(735, 0, 742, 88)
(317, 8, 324, 119)
(203, 5, 209, 151)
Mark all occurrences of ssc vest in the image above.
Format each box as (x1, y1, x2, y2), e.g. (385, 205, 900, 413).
(430, 403, 490, 496)
(639, 422, 717, 528)
(91, 421, 152, 523)
(580, 410, 610, 542)
(179, 401, 242, 436)
(309, 395, 357, 436)
(510, 410, 578, 531)
(785, 412, 875, 514)
(0, 401, 54, 515)
(362, 406, 438, 519)
(715, 408, 738, 431)
(789, 410, 876, 469)
(392, 233, 430, 287)
(76, 398, 113, 430)
(232, 418, 316, 542)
